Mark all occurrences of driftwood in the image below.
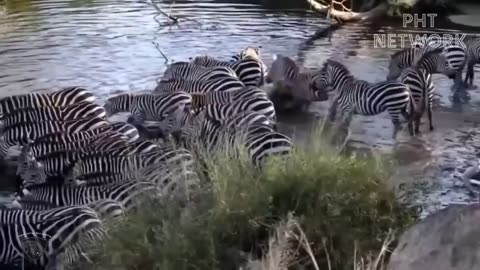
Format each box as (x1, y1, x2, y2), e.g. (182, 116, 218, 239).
(305, 0, 388, 22)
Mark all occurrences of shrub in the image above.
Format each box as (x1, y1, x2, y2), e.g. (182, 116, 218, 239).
(78, 131, 417, 270)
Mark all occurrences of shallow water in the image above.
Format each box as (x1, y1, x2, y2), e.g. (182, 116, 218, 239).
(1, 0, 480, 216)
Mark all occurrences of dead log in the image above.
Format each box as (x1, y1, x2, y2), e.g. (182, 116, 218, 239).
(306, 0, 388, 22)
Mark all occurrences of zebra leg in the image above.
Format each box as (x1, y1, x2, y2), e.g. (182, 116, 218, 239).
(327, 94, 340, 122)
(464, 61, 476, 89)
(391, 118, 402, 140)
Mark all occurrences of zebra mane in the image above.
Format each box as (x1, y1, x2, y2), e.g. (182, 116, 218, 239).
(415, 47, 444, 67)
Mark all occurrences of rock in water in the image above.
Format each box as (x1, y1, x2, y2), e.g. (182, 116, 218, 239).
(387, 204, 480, 270)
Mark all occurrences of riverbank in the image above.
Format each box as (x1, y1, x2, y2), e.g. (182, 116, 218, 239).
(75, 130, 417, 270)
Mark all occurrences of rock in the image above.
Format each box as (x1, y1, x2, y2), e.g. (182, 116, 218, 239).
(387, 204, 480, 270)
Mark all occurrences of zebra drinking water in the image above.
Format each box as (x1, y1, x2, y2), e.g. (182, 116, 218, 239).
(318, 59, 416, 139)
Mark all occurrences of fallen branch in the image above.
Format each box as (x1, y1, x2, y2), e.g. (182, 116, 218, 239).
(148, 0, 179, 24)
(305, 0, 388, 22)
(152, 42, 169, 63)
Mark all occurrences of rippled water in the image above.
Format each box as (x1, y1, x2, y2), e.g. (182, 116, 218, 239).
(1, 0, 480, 215)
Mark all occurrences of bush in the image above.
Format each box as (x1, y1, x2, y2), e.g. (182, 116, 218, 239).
(78, 131, 417, 270)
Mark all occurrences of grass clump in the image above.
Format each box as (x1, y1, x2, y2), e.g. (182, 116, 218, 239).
(80, 132, 417, 270)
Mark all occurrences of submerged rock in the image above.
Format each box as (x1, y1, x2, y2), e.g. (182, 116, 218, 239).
(387, 203, 480, 270)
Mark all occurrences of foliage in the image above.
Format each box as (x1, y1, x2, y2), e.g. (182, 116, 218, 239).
(75, 130, 417, 270)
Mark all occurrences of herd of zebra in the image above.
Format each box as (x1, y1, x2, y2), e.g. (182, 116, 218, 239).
(0, 35, 480, 269)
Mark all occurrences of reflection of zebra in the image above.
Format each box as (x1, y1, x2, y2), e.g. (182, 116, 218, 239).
(192, 55, 264, 86)
(0, 86, 95, 118)
(103, 92, 192, 125)
(0, 205, 104, 269)
(319, 59, 416, 139)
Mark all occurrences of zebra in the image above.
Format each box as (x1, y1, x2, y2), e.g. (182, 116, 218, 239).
(0, 101, 106, 130)
(463, 36, 480, 88)
(189, 86, 268, 110)
(0, 86, 95, 118)
(191, 55, 264, 87)
(413, 47, 470, 102)
(265, 54, 328, 106)
(397, 67, 435, 133)
(161, 62, 239, 82)
(11, 199, 127, 222)
(0, 116, 110, 158)
(319, 59, 416, 139)
(67, 146, 195, 186)
(203, 96, 276, 122)
(387, 43, 467, 95)
(103, 92, 192, 125)
(109, 122, 139, 142)
(14, 181, 161, 212)
(0, 204, 104, 269)
(196, 117, 291, 166)
(154, 76, 244, 94)
(230, 46, 268, 81)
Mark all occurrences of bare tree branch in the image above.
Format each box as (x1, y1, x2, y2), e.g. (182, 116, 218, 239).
(305, 0, 388, 22)
(148, 0, 179, 24)
(152, 42, 169, 63)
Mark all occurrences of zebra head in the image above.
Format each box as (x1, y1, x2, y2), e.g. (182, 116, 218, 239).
(387, 49, 413, 80)
(17, 140, 47, 188)
(103, 94, 131, 117)
(317, 59, 354, 92)
(19, 233, 52, 267)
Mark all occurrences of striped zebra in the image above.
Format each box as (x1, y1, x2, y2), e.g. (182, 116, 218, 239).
(0, 86, 95, 118)
(192, 55, 264, 87)
(414, 47, 469, 102)
(197, 117, 292, 166)
(161, 62, 238, 82)
(154, 77, 244, 94)
(266, 54, 328, 104)
(11, 199, 127, 222)
(0, 204, 104, 269)
(190, 86, 268, 111)
(109, 122, 139, 142)
(319, 59, 416, 139)
(67, 146, 195, 186)
(387, 43, 467, 93)
(0, 116, 110, 158)
(203, 96, 276, 122)
(16, 134, 137, 188)
(463, 36, 480, 88)
(14, 181, 161, 212)
(230, 46, 268, 81)
(0, 101, 106, 130)
(103, 92, 192, 125)
(397, 67, 435, 133)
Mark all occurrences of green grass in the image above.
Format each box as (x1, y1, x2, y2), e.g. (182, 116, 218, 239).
(77, 130, 417, 270)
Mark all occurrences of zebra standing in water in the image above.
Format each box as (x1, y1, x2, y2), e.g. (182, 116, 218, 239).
(103, 92, 192, 125)
(463, 36, 480, 88)
(387, 41, 467, 101)
(230, 46, 268, 84)
(0, 86, 95, 118)
(319, 59, 416, 139)
(191, 55, 264, 87)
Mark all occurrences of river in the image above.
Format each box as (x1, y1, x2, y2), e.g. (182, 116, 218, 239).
(0, 0, 480, 216)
